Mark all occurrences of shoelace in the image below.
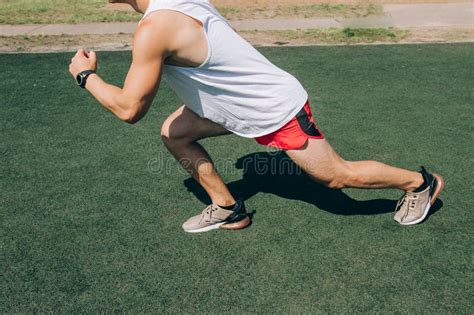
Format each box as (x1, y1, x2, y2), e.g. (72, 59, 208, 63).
(199, 205, 218, 223)
(395, 193, 419, 221)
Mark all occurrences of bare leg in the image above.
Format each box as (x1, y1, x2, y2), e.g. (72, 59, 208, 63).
(161, 106, 235, 206)
(286, 138, 423, 192)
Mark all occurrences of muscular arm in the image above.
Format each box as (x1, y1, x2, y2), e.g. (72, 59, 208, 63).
(70, 20, 170, 124)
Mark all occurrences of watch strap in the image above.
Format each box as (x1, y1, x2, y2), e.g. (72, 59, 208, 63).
(77, 70, 96, 88)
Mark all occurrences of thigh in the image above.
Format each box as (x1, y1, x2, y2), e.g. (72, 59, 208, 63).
(161, 105, 231, 141)
(286, 138, 348, 183)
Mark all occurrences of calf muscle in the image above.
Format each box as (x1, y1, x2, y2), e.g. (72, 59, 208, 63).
(161, 106, 234, 206)
(286, 139, 423, 192)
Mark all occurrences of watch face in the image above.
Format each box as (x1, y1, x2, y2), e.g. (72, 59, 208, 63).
(76, 74, 83, 86)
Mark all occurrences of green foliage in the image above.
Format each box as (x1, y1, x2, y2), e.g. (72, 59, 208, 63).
(1, 44, 473, 312)
(343, 27, 355, 38)
(246, 28, 409, 44)
(341, 27, 401, 40)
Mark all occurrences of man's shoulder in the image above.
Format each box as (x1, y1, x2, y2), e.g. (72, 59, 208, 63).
(136, 10, 191, 50)
(136, 11, 175, 37)
(133, 12, 179, 55)
(137, 10, 187, 34)
(135, 10, 203, 57)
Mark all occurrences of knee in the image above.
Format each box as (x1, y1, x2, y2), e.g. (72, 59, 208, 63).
(160, 117, 191, 144)
(160, 121, 173, 141)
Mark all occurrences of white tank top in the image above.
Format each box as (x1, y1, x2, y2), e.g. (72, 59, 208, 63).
(142, 0, 308, 138)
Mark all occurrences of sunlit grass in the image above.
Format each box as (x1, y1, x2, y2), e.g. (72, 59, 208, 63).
(2, 44, 473, 312)
(0, 0, 381, 24)
(0, 0, 140, 24)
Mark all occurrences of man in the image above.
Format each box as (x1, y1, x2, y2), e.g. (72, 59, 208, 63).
(69, 0, 444, 233)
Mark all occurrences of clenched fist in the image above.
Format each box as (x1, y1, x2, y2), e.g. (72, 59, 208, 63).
(69, 49, 97, 78)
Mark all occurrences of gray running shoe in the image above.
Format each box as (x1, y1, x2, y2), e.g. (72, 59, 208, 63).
(182, 200, 250, 233)
(394, 167, 444, 225)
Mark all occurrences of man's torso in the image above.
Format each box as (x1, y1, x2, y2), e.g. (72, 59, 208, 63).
(138, 0, 308, 138)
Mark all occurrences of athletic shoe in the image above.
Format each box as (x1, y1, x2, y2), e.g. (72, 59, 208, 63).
(394, 167, 444, 225)
(182, 200, 250, 233)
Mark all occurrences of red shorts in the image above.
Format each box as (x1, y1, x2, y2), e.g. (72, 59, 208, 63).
(255, 100, 324, 150)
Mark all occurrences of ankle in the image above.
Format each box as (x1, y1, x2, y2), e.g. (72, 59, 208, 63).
(406, 173, 424, 192)
(213, 198, 236, 208)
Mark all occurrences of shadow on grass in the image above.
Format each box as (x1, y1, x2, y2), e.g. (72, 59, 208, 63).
(184, 151, 443, 217)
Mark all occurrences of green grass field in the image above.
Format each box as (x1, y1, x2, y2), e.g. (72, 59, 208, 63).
(1, 44, 473, 312)
(0, 0, 380, 24)
(0, 0, 141, 24)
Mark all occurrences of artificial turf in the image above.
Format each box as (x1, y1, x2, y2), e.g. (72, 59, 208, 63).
(1, 43, 473, 313)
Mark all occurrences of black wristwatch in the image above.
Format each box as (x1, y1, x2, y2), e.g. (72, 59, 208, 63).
(76, 70, 96, 88)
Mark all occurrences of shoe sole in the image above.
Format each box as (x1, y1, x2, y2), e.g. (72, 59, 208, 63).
(220, 215, 251, 230)
(399, 173, 445, 226)
(183, 215, 251, 233)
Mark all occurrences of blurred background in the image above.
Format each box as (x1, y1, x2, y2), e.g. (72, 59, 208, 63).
(1, 0, 472, 52)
